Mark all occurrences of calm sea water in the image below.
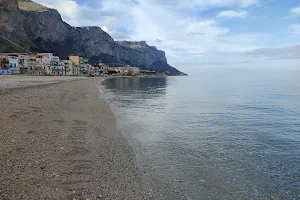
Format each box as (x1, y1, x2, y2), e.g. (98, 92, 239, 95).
(100, 67, 300, 200)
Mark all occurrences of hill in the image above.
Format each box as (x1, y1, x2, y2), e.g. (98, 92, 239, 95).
(0, 0, 182, 74)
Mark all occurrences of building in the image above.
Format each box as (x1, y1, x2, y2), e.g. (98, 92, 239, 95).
(112, 67, 129, 76)
(50, 56, 60, 66)
(0, 53, 95, 76)
(42, 65, 52, 75)
(94, 67, 100, 76)
(62, 60, 75, 76)
(107, 67, 118, 75)
(127, 67, 140, 76)
(37, 53, 56, 75)
(69, 55, 86, 75)
(18, 55, 30, 74)
(0, 56, 11, 75)
(80, 61, 88, 75)
(69, 55, 80, 65)
(85, 64, 94, 76)
(52, 61, 64, 76)
(28, 56, 44, 75)
(37, 53, 53, 65)
(50, 56, 63, 76)
(8, 55, 19, 75)
(98, 63, 109, 74)
(140, 70, 157, 76)
(79, 58, 91, 75)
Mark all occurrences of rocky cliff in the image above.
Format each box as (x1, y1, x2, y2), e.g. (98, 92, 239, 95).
(0, 0, 181, 74)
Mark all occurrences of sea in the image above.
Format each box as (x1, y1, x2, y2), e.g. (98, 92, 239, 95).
(99, 67, 300, 200)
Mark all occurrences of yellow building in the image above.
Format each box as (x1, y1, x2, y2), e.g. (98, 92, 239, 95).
(68, 55, 80, 65)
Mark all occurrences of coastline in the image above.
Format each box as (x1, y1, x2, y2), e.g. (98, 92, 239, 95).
(0, 76, 146, 199)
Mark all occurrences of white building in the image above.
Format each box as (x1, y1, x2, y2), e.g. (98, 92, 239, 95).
(37, 53, 64, 75)
(8, 55, 19, 75)
(0, 69, 11, 75)
(38, 53, 53, 65)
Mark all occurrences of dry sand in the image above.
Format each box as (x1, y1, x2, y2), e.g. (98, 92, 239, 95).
(0, 76, 146, 199)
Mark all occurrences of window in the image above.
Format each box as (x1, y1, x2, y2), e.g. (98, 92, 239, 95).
(14, 63, 16, 68)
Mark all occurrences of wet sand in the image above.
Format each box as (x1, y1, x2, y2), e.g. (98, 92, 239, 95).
(0, 76, 146, 199)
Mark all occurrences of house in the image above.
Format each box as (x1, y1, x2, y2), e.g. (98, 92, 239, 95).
(50, 56, 63, 76)
(140, 70, 156, 76)
(0, 56, 11, 75)
(127, 67, 140, 76)
(18, 55, 30, 75)
(42, 65, 52, 75)
(85, 64, 94, 76)
(69, 55, 80, 65)
(62, 60, 75, 76)
(98, 63, 109, 74)
(108, 67, 118, 75)
(28, 56, 44, 75)
(69, 55, 85, 75)
(37, 53, 53, 65)
(8, 55, 19, 75)
(37, 53, 64, 75)
(37, 53, 58, 75)
(94, 67, 100, 76)
(52, 61, 64, 76)
(112, 67, 129, 76)
(80, 58, 89, 75)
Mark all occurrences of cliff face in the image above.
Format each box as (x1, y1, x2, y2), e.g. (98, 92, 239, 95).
(0, 0, 37, 52)
(20, 9, 71, 42)
(0, 0, 181, 74)
(0, 0, 26, 39)
(0, 0, 19, 10)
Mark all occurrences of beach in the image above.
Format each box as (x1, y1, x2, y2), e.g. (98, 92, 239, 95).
(0, 76, 146, 199)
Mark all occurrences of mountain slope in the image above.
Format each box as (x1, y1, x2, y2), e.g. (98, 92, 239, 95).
(0, 0, 182, 74)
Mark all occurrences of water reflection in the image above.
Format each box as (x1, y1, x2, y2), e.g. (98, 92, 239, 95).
(103, 77, 168, 110)
(104, 77, 167, 94)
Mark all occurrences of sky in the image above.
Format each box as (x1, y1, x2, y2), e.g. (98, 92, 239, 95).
(34, 0, 300, 72)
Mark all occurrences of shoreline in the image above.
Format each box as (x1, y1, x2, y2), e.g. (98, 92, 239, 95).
(0, 76, 146, 199)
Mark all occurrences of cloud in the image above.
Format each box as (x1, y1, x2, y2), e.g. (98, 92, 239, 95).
(101, 26, 130, 40)
(291, 24, 300, 34)
(35, 0, 95, 26)
(290, 6, 300, 17)
(243, 44, 300, 59)
(222, 34, 270, 43)
(177, 0, 260, 10)
(34, 0, 262, 60)
(171, 61, 249, 67)
(127, 2, 257, 56)
(218, 10, 248, 18)
(155, 39, 162, 44)
(98, 0, 260, 59)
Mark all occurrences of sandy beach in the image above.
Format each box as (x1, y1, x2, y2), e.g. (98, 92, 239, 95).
(0, 76, 146, 199)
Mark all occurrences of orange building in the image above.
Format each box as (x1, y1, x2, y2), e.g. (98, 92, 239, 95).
(69, 55, 80, 65)
(0, 56, 10, 70)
